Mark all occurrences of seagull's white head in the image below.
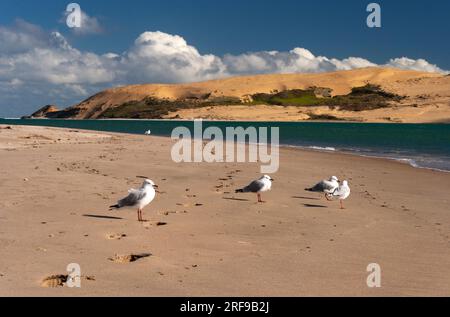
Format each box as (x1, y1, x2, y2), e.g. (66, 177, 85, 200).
(143, 179, 158, 188)
(330, 176, 339, 182)
(342, 180, 349, 187)
(262, 175, 274, 182)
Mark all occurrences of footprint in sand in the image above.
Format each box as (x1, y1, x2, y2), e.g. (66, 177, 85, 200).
(108, 253, 151, 263)
(159, 210, 186, 216)
(41, 275, 67, 288)
(41, 275, 95, 288)
(107, 233, 127, 240)
(142, 221, 167, 229)
(159, 211, 173, 216)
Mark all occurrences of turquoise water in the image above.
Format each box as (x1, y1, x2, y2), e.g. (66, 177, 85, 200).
(1, 119, 450, 172)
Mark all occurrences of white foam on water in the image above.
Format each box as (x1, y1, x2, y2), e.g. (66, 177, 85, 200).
(307, 146, 336, 152)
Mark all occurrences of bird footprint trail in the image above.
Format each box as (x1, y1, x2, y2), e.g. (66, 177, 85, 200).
(108, 253, 151, 263)
(107, 233, 127, 240)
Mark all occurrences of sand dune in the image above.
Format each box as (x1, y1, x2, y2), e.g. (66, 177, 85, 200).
(47, 67, 450, 122)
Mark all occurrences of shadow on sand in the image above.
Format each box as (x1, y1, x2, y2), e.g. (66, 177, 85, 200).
(83, 214, 123, 220)
(222, 197, 251, 202)
(292, 196, 321, 201)
(303, 204, 328, 208)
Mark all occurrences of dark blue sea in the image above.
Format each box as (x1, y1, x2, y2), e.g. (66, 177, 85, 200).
(1, 119, 449, 172)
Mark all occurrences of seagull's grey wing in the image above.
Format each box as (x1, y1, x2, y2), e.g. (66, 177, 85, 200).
(118, 189, 146, 207)
(308, 180, 333, 192)
(321, 180, 338, 192)
(243, 180, 265, 193)
(332, 186, 348, 197)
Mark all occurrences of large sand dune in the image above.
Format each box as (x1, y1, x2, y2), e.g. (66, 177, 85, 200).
(42, 67, 450, 122)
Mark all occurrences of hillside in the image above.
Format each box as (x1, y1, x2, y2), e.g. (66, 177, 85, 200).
(29, 67, 450, 123)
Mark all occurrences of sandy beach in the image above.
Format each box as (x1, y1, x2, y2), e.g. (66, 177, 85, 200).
(1, 124, 450, 297)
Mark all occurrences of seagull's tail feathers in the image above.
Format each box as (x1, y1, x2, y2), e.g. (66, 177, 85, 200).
(109, 204, 120, 210)
(235, 188, 245, 193)
(305, 187, 314, 192)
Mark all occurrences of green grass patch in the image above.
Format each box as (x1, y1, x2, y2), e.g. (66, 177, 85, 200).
(251, 84, 404, 112)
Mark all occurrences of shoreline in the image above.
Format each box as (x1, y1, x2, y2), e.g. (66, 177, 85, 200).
(4, 117, 450, 124)
(2, 122, 449, 173)
(285, 144, 450, 174)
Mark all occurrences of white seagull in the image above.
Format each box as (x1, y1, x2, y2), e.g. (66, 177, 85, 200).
(110, 179, 158, 222)
(235, 175, 274, 203)
(305, 176, 340, 200)
(331, 180, 351, 209)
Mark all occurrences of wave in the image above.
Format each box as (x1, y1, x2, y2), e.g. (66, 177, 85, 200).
(307, 146, 336, 152)
(285, 144, 450, 173)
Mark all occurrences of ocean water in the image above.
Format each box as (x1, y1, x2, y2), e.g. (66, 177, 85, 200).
(1, 119, 449, 172)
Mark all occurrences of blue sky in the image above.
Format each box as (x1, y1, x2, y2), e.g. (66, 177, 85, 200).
(0, 0, 449, 117)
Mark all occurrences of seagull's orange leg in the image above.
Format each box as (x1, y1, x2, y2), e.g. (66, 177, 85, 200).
(257, 193, 265, 203)
(340, 200, 345, 210)
(137, 209, 142, 221)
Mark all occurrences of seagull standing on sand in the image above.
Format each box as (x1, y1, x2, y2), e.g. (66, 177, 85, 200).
(235, 175, 274, 203)
(110, 179, 158, 222)
(305, 176, 340, 200)
(331, 180, 351, 209)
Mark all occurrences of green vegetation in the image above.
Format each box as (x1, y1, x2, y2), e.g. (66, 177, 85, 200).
(251, 84, 404, 112)
(100, 96, 243, 119)
(252, 89, 323, 106)
(58, 84, 404, 119)
(306, 113, 347, 121)
(326, 84, 404, 111)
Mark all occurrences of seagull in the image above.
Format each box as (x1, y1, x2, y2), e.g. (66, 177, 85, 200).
(144, 130, 151, 135)
(235, 175, 274, 203)
(110, 179, 158, 222)
(305, 176, 340, 200)
(331, 180, 351, 209)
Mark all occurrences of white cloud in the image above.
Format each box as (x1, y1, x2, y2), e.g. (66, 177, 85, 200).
(386, 57, 449, 74)
(121, 31, 227, 83)
(0, 19, 47, 54)
(62, 9, 103, 35)
(0, 22, 448, 117)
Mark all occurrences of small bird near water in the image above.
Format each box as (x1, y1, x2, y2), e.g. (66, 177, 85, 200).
(110, 179, 158, 222)
(235, 175, 274, 203)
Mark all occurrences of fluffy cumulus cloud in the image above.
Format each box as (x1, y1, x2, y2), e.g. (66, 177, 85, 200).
(223, 48, 378, 75)
(0, 20, 448, 117)
(386, 57, 447, 74)
(121, 31, 227, 83)
(62, 8, 103, 35)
